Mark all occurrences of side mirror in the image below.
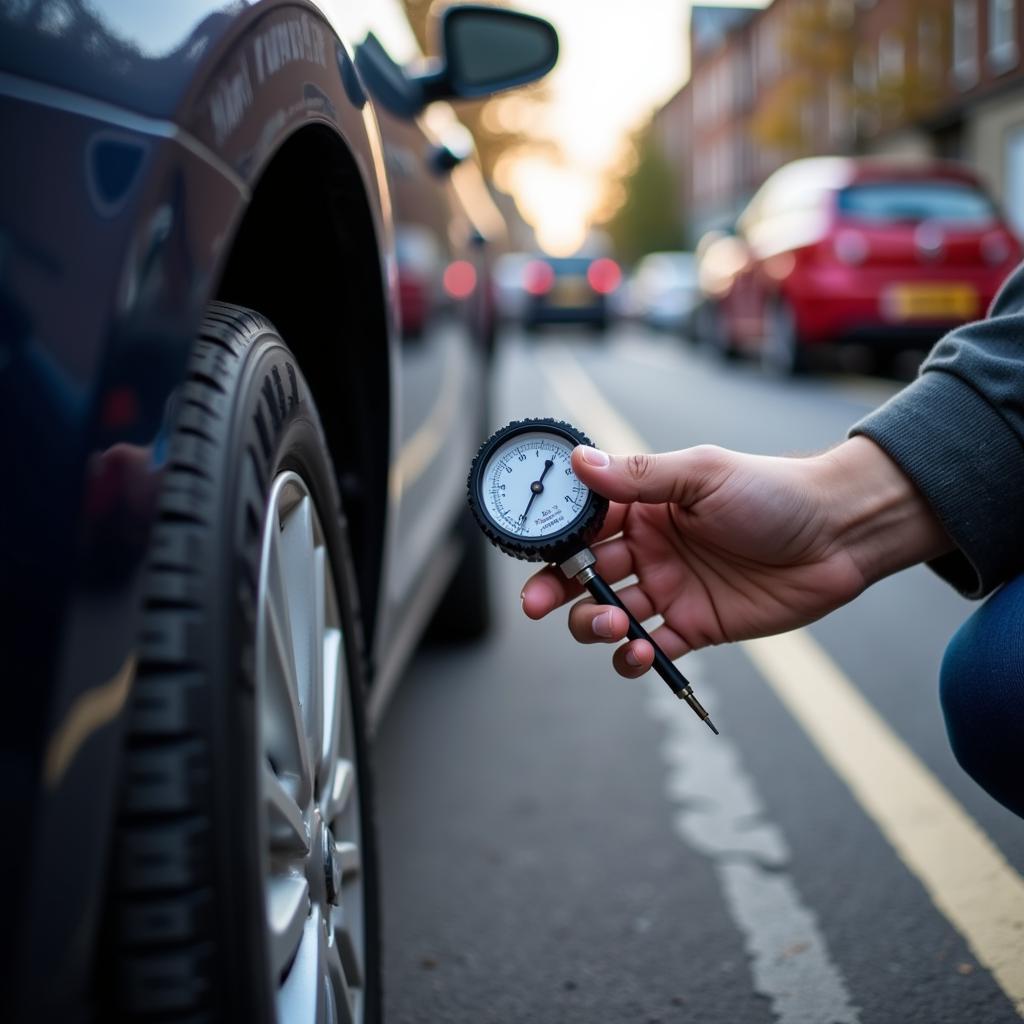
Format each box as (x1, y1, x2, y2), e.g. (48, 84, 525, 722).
(355, 5, 558, 119)
(426, 5, 559, 100)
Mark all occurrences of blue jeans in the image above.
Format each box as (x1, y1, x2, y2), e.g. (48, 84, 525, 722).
(941, 574, 1024, 820)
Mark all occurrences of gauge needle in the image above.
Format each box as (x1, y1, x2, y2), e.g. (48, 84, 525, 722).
(520, 459, 554, 524)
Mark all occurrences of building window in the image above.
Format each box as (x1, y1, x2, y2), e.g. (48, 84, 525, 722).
(953, 0, 979, 87)
(854, 46, 877, 93)
(878, 31, 905, 83)
(918, 12, 942, 82)
(989, 0, 1018, 72)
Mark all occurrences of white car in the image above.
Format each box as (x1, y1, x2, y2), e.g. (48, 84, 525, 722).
(631, 251, 700, 332)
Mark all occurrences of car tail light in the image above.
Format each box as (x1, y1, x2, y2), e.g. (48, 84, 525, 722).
(833, 229, 870, 265)
(587, 257, 621, 295)
(443, 260, 477, 299)
(524, 260, 555, 295)
(981, 231, 1013, 266)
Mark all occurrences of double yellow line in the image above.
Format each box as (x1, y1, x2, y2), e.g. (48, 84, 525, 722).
(539, 342, 1024, 1016)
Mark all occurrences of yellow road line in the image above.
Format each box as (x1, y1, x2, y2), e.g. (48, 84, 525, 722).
(539, 341, 1024, 1017)
(744, 631, 1024, 1015)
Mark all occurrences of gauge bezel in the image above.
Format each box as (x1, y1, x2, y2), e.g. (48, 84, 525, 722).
(468, 418, 608, 563)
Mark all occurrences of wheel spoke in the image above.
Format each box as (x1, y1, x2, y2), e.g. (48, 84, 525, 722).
(264, 760, 310, 856)
(278, 496, 321, 759)
(326, 760, 355, 824)
(267, 875, 310, 982)
(334, 841, 360, 882)
(331, 904, 364, 992)
(325, 936, 356, 1024)
(277, 906, 332, 1024)
(320, 625, 343, 794)
(262, 581, 314, 804)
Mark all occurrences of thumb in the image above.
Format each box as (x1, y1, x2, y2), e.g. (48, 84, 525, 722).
(571, 444, 708, 504)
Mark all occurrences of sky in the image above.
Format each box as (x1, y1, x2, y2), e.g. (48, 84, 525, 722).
(498, 0, 768, 254)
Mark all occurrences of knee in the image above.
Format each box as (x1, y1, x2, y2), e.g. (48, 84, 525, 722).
(940, 579, 1024, 818)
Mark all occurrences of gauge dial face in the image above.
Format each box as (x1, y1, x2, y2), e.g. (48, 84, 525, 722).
(481, 430, 588, 539)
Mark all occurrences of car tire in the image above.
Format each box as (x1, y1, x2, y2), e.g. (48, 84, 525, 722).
(761, 296, 806, 376)
(99, 303, 381, 1023)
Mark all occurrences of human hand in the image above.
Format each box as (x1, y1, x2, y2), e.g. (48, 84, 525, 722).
(521, 437, 952, 678)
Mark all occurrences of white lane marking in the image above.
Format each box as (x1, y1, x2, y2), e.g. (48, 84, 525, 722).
(537, 343, 861, 1021)
(649, 665, 860, 1024)
(607, 333, 685, 372)
(745, 630, 1024, 1016)
(540, 343, 649, 454)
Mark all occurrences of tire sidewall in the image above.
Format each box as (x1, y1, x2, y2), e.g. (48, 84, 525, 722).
(226, 337, 380, 1023)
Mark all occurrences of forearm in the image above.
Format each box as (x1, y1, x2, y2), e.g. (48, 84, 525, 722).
(815, 436, 954, 586)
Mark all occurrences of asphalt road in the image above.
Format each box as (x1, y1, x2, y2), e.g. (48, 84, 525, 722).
(376, 324, 1024, 1024)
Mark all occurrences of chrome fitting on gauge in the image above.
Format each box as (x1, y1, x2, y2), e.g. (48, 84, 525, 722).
(558, 546, 596, 582)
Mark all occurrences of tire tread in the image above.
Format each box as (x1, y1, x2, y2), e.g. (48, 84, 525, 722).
(101, 302, 379, 1021)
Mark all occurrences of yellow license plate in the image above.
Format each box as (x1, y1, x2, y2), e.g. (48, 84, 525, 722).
(885, 283, 978, 321)
(551, 279, 589, 306)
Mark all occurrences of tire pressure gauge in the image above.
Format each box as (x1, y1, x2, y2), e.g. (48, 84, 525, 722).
(468, 418, 718, 734)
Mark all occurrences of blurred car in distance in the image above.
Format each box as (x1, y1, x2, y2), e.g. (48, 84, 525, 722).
(629, 251, 700, 332)
(523, 254, 622, 332)
(695, 157, 1022, 374)
(0, 1, 557, 1021)
(395, 224, 443, 339)
(493, 251, 532, 322)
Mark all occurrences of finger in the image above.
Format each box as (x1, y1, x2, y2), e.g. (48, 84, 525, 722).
(612, 639, 655, 678)
(566, 582, 655, 643)
(567, 600, 631, 644)
(611, 623, 692, 679)
(573, 444, 722, 505)
(521, 535, 637, 619)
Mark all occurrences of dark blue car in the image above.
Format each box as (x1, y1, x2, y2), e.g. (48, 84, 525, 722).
(0, 3, 556, 1020)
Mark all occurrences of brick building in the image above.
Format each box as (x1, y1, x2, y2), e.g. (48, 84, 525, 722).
(854, 0, 1024, 231)
(670, 0, 1024, 242)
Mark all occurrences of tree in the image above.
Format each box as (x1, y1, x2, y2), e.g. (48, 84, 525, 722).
(602, 127, 685, 265)
(751, 0, 855, 156)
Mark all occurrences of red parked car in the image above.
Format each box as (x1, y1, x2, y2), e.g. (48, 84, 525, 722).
(696, 157, 1022, 374)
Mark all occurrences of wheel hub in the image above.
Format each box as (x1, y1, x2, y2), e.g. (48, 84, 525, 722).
(321, 816, 342, 907)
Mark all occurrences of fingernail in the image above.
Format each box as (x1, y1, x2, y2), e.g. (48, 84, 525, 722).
(593, 611, 615, 638)
(625, 646, 641, 667)
(578, 445, 609, 467)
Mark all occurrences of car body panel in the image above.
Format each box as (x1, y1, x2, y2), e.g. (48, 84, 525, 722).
(0, 1, 501, 1014)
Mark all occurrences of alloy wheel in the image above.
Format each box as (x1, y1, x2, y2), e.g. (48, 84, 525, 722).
(257, 471, 365, 1024)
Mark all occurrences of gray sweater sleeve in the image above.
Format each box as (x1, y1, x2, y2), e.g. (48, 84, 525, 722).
(849, 261, 1024, 598)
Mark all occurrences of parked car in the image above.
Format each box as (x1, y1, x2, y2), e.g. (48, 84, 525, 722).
(695, 157, 1022, 374)
(493, 250, 533, 322)
(629, 251, 700, 332)
(522, 254, 622, 332)
(0, 2, 557, 1021)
